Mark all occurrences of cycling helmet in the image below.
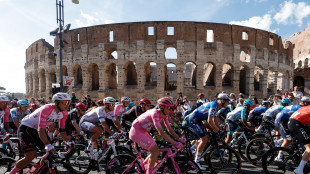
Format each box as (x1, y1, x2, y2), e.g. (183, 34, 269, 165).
(244, 99, 254, 106)
(128, 102, 135, 107)
(197, 93, 204, 97)
(121, 96, 131, 102)
(103, 97, 116, 104)
(0, 96, 10, 102)
(52, 92, 71, 102)
(217, 93, 230, 100)
(140, 98, 151, 105)
(76, 103, 87, 110)
(97, 99, 103, 105)
(281, 98, 291, 105)
(301, 96, 310, 103)
(11, 100, 17, 107)
(17, 100, 29, 107)
(157, 97, 174, 107)
(262, 100, 271, 105)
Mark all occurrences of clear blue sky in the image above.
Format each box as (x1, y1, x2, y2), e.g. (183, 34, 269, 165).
(0, 0, 309, 93)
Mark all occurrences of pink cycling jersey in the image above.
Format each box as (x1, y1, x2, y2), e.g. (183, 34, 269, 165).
(0, 106, 10, 123)
(132, 109, 170, 132)
(21, 104, 68, 129)
(114, 104, 126, 118)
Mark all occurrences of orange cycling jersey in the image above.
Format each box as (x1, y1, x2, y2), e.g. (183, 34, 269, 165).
(291, 105, 310, 125)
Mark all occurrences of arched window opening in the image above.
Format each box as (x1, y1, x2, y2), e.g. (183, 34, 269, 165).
(88, 63, 99, 90)
(184, 62, 197, 87)
(240, 49, 250, 63)
(298, 61, 302, 68)
(106, 63, 118, 89)
(124, 61, 137, 86)
(165, 47, 177, 59)
(203, 63, 215, 86)
(145, 62, 157, 87)
(240, 66, 250, 95)
(254, 66, 263, 91)
(222, 64, 233, 86)
(73, 65, 83, 88)
(165, 63, 177, 90)
(294, 76, 305, 92)
(305, 58, 309, 68)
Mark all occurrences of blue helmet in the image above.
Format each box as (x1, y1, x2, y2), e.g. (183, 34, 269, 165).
(243, 99, 254, 106)
(128, 102, 135, 107)
(281, 98, 291, 105)
(17, 100, 29, 107)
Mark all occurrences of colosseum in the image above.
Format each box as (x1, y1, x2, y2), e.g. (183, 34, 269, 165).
(25, 21, 294, 102)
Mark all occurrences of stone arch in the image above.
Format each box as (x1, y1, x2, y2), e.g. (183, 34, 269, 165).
(105, 47, 118, 60)
(203, 62, 216, 86)
(305, 58, 309, 68)
(105, 62, 118, 89)
(124, 61, 137, 86)
(294, 76, 305, 90)
(144, 61, 157, 87)
(165, 63, 177, 90)
(240, 48, 250, 63)
(298, 60, 302, 68)
(254, 66, 263, 91)
(62, 66, 68, 76)
(184, 62, 197, 87)
(222, 63, 233, 86)
(165, 47, 177, 59)
(73, 64, 83, 88)
(239, 65, 250, 95)
(88, 63, 99, 90)
(40, 69, 46, 92)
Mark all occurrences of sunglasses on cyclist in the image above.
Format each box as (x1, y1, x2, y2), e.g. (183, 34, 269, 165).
(108, 103, 115, 107)
(59, 101, 70, 105)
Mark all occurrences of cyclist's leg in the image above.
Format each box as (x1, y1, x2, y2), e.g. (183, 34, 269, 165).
(80, 121, 103, 150)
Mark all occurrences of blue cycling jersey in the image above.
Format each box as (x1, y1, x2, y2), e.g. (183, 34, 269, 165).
(276, 104, 302, 124)
(250, 106, 267, 116)
(189, 101, 217, 121)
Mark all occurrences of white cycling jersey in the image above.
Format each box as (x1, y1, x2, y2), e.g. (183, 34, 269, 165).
(10, 108, 31, 122)
(81, 106, 115, 124)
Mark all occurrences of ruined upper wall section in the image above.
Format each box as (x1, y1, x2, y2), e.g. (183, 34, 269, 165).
(53, 21, 292, 57)
(286, 24, 310, 59)
(26, 39, 54, 61)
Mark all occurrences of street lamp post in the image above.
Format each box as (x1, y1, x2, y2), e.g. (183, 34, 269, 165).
(53, 0, 79, 92)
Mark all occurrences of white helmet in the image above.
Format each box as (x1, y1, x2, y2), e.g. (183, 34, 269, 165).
(52, 92, 71, 102)
(301, 96, 310, 103)
(0, 96, 9, 102)
(217, 93, 230, 100)
(121, 96, 131, 102)
(103, 97, 116, 104)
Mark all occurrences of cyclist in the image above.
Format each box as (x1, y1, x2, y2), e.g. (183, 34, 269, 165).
(188, 93, 230, 170)
(288, 105, 310, 174)
(114, 96, 130, 122)
(129, 97, 184, 174)
(7, 92, 73, 174)
(79, 97, 122, 152)
(8, 100, 31, 131)
(121, 98, 152, 131)
(65, 103, 87, 141)
(225, 99, 254, 144)
(248, 100, 270, 129)
(274, 103, 302, 161)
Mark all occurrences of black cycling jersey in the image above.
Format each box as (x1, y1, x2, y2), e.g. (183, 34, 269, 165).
(65, 109, 80, 132)
(121, 106, 145, 130)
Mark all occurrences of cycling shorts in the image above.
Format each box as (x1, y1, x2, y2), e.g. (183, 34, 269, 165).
(18, 125, 45, 153)
(225, 120, 240, 135)
(189, 117, 207, 138)
(129, 123, 156, 151)
(275, 120, 292, 140)
(248, 113, 262, 127)
(288, 119, 310, 144)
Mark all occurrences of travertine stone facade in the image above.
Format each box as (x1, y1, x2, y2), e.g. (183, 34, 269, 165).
(25, 21, 294, 102)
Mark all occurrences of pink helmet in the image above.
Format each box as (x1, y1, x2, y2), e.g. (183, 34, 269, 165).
(198, 93, 204, 97)
(140, 98, 151, 105)
(11, 100, 17, 107)
(157, 97, 174, 107)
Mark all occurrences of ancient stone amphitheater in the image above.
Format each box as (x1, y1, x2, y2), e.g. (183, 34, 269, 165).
(25, 21, 294, 102)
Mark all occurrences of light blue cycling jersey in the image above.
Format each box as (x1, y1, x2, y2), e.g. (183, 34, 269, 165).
(10, 108, 31, 122)
(226, 106, 246, 123)
(264, 105, 285, 119)
(189, 101, 217, 121)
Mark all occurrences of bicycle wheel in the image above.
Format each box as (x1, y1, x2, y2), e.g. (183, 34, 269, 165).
(72, 148, 92, 174)
(42, 161, 76, 174)
(245, 138, 273, 167)
(205, 145, 241, 174)
(106, 154, 143, 174)
(0, 157, 16, 173)
(173, 157, 202, 174)
(262, 147, 300, 174)
(105, 146, 133, 165)
(237, 137, 250, 161)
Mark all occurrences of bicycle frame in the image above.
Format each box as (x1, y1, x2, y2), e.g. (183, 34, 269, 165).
(121, 145, 182, 174)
